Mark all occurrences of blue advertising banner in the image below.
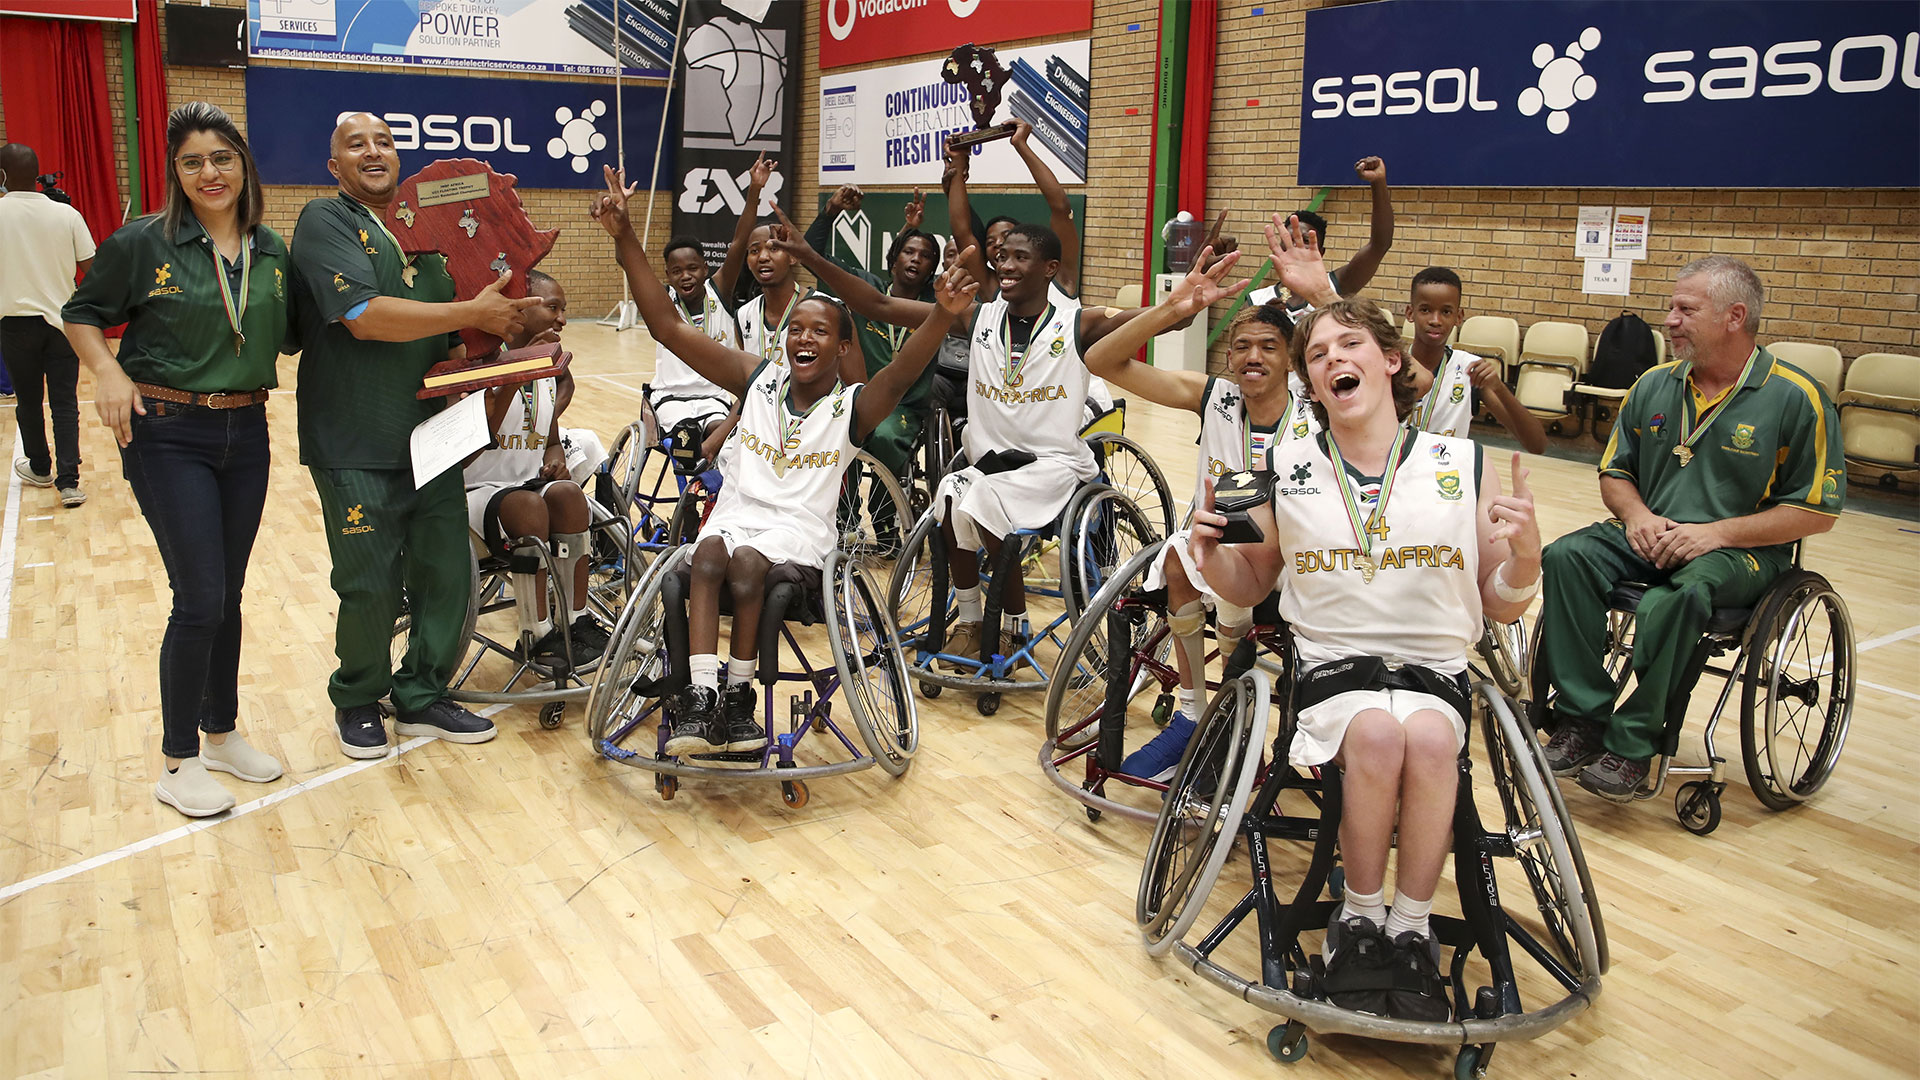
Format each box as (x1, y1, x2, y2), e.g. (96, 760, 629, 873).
(247, 0, 674, 77)
(246, 67, 672, 190)
(1299, 0, 1919, 188)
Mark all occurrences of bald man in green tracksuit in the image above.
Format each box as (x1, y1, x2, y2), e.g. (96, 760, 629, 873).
(1537, 257, 1844, 801)
(289, 112, 538, 759)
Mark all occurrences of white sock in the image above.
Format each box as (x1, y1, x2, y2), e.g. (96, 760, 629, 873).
(955, 585, 983, 624)
(531, 616, 554, 639)
(1340, 884, 1386, 927)
(726, 656, 756, 687)
(689, 653, 720, 690)
(1002, 610, 1027, 637)
(1177, 687, 1199, 722)
(1383, 891, 1434, 941)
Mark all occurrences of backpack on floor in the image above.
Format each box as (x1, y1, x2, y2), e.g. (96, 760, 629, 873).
(1587, 311, 1660, 389)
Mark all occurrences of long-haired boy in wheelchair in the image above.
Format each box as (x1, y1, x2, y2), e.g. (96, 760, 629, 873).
(593, 166, 978, 758)
(1188, 298, 1542, 1022)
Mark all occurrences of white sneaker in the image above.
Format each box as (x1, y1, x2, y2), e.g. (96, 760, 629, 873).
(154, 758, 237, 817)
(13, 459, 52, 488)
(200, 733, 284, 783)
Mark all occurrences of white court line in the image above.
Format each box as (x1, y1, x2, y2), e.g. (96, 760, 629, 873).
(1860, 677, 1920, 703)
(1856, 623, 1920, 654)
(0, 429, 22, 641)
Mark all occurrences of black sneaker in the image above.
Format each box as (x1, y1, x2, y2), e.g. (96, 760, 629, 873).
(1385, 931, 1452, 1022)
(1322, 914, 1396, 1016)
(722, 682, 766, 753)
(335, 703, 389, 759)
(664, 685, 724, 756)
(394, 698, 498, 744)
(533, 616, 611, 668)
(1577, 751, 1650, 802)
(1542, 718, 1607, 777)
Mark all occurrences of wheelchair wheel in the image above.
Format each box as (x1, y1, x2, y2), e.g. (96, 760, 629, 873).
(1480, 686, 1606, 978)
(1739, 572, 1854, 811)
(1087, 432, 1175, 540)
(1528, 605, 1634, 721)
(1137, 670, 1271, 956)
(824, 551, 918, 776)
(1061, 483, 1158, 621)
(585, 547, 687, 747)
(604, 420, 648, 517)
(1476, 616, 1530, 702)
(1043, 544, 1170, 755)
(836, 448, 913, 570)
(886, 510, 945, 658)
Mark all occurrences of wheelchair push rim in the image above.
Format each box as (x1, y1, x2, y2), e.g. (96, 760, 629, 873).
(586, 545, 689, 749)
(824, 550, 918, 776)
(1740, 573, 1855, 811)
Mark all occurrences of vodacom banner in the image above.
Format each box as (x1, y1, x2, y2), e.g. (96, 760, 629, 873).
(820, 0, 1091, 70)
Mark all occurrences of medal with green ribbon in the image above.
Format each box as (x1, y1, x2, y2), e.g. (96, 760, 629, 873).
(761, 288, 805, 365)
(1000, 303, 1053, 390)
(1323, 426, 1412, 584)
(359, 203, 418, 288)
(1242, 386, 1292, 471)
(210, 239, 252, 356)
(1674, 348, 1762, 467)
(1408, 345, 1451, 432)
(771, 376, 837, 479)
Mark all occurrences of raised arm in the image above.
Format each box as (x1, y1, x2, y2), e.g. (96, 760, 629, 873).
(1334, 156, 1394, 295)
(944, 144, 991, 288)
(594, 167, 755, 398)
(1266, 214, 1340, 307)
(1478, 452, 1542, 624)
(1470, 359, 1548, 454)
(806, 184, 865, 274)
(716, 153, 775, 300)
(1082, 249, 1242, 414)
(853, 259, 978, 441)
(1008, 120, 1079, 296)
(769, 207, 945, 329)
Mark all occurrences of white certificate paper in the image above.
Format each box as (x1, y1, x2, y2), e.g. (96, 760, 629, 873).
(1611, 207, 1650, 260)
(1582, 258, 1632, 296)
(1575, 206, 1613, 258)
(410, 391, 490, 489)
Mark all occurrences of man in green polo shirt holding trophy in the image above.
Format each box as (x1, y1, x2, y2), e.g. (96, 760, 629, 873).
(289, 112, 539, 759)
(1536, 256, 1845, 800)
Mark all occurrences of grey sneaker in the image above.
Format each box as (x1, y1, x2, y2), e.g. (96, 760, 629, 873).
(1542, 718, 1607, 777)
(58, 485, 87, 508)
(1578, 752, 1651, 802)
(13, 459, 52, 487)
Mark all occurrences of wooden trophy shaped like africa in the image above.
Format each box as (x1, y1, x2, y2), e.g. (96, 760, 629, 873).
(943, 43, 1018, 152)
(385, 159, 567, 399)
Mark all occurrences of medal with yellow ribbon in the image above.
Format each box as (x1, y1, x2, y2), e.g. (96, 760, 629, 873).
(1673, 347, 1762, 467)
(209, 238, 252, 357)
(1408, 345, 1451, 432)
(359, 204, 418, 289)
(1323, 426, 1412, 585)
(761, 288, 805, 365)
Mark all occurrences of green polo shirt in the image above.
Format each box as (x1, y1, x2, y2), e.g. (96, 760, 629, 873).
(62, 213, 288, 393)
(1600, 347, 1845, 545)
(819, 266, 938, 412)
(289, 193, 458, 469)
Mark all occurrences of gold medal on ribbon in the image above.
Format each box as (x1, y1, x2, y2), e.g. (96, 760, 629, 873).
(1672, 349, 1762, 468)
(1324, 426, 1412, 587)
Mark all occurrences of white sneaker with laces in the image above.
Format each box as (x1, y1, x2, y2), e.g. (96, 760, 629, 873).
(13, 459, 53, 487)
(200, 733, 284, 783)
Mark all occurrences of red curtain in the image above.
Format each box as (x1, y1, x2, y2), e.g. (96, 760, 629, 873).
(133, 0, 169, 215)
(0, 15, 124, 244)
(1176, 0, 1217, 220)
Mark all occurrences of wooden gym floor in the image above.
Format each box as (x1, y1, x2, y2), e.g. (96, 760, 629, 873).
(1, 322, 1915, 1079)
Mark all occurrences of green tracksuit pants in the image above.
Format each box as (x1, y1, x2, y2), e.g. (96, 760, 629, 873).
(1538, 520, 1787, 760)
(311, 466, 471, 713)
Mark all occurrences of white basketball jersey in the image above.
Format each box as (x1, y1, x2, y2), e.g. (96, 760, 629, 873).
(1409, 346, 1480, 439)
(964, 295, 1096, 478)
(1271, 431, 1483, 673)
(1195, 375, 1319, 506)
(464, 377, 558, 486)
(736, 286, 822, 369)
(711, 361, 863, 563)
(653, 281, 739, 400)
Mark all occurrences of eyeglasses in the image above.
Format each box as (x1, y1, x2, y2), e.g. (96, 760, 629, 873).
(176, 151, 241, 175)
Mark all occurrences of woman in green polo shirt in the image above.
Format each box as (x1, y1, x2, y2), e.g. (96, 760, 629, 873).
(62, 102, 290, 818)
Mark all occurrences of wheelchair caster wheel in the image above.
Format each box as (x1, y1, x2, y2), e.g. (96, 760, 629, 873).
(1327, 866, 1345, 901)
(919, 681, 942, 700)
(1085, 806, 1102, 824)
(781, 780, 810, 808)
(1455, 1045, 1490, 1080)
(976, 693, 1001, 716)
(539, 702, 565, 730)
(1675, 780, 1722, 835)
(1151, 692, 1173, 727)
(656, 774, 678, 801)
(1267, 1021, 1308, 1063)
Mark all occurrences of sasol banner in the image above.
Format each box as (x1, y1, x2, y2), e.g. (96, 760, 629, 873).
(670, 0, 805, 267)
(1300, 0, 1919, 188)
(245, 67, 671, 189)
(819, 0, 1092, 70)
(818, 40, 1091, 186)
(247, 0, 675, 77)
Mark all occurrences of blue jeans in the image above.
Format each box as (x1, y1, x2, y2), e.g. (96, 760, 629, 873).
(121, 399, 271, 759)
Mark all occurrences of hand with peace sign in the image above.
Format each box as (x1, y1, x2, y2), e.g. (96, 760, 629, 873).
(590, 164, 640, 241)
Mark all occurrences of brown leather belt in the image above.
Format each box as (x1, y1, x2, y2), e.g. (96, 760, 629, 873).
(134, 382, 269, 409)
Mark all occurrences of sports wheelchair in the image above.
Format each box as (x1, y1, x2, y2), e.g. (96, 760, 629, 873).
(1529, 548, 1855, 835)
(585, 543, 917, 807)
(1136, 665, 1606, 1078)
(390, 497, 637, 731)
(1041, 543, 1533, 825)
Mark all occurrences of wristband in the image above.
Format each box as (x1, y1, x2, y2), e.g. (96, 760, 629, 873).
(1492, 561, 1540, 603)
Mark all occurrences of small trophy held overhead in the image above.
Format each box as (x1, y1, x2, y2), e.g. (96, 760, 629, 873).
(385, 159, 562, 394)
(942, 42, 1019, 152)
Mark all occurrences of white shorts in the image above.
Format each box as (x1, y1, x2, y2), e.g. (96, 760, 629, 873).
(697, 505, 827, 569)
(653, 395, 731, 436)
(465, 478, 582, 540)
(1143, 530, 1219, 604)
(933, 458, 1084, 550)
(1289, 687, 1468, 769)
(561, 426, 608, 486)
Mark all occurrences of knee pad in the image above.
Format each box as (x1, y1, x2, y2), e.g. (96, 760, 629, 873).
(550, 530, 589, 563)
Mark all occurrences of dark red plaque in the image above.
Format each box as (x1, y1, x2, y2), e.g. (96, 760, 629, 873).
(386, 159, 559, 357)
(416, 342, 570, 401)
